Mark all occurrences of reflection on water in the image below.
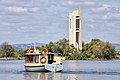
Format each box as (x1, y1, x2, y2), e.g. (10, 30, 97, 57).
(23, 72, 62, 80)
(23, 72, 81, 80)
(65, 74, 80, 80)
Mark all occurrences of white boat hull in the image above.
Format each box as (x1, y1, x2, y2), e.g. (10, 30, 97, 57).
(25, 64, 63, 72)
(45, 64, 63, 72)
(25, 66, 46, 72)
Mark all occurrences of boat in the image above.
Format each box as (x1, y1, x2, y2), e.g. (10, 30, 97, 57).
(24, 48, 63, 72)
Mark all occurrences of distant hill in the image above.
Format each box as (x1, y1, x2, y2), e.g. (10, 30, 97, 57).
(113, 44, 120, 51)
(12, 43, 45, 50)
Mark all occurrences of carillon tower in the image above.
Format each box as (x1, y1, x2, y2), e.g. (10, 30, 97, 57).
(69, 10, 82, 50)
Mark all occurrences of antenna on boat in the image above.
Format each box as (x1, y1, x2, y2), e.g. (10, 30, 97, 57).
(34, 42, 36, 53)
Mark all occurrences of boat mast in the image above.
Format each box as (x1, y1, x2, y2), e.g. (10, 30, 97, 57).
(34, 43, 36, 53)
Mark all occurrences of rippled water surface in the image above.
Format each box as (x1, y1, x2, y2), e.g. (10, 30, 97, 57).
(0, 60, 120, 80)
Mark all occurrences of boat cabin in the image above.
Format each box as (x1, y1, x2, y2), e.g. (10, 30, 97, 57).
(25, 53, 62, 65)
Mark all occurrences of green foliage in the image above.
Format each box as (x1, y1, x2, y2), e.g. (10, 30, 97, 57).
(0, 38, 117, 60)
(82, 39, 117, 60)
(0, 42, 16, 58)
(44, 38, 70, 54)
(25, 38, 116, 60)
(90, 55, 95, 59)
(17, 49, 26, 57)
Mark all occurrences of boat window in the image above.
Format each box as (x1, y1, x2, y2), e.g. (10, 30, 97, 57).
(25, 55, 39, 63)
(33, 55, 39, 63)
(58, 54, 61, 56)
(48, 54, 54, 64)
(25, 55, 33, 63)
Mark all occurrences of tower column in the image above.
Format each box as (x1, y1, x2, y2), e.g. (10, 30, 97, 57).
(69, 10, 82, 50)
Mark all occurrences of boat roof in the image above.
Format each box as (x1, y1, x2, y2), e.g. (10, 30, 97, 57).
(25, 53, 61, 55)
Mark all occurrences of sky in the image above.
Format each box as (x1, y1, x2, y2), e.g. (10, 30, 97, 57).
(0, 0, 120, 44)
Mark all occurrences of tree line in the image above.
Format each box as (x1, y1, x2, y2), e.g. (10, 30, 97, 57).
(0, 42, 25, 59)
(0, 38, 117, 60)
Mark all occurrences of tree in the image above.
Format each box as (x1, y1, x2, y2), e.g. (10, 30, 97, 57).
(102, 42, 116, 59)
(82, 39, 117, 60)
(0, 48, 3, 57)
(1, 42, 16, 57)
(17, 49, 26, 57)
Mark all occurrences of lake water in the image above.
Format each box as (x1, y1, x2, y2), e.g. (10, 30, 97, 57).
(0, 60, 120, 80)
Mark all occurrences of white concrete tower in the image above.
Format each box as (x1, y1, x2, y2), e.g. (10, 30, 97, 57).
(69, 10, 82, 50)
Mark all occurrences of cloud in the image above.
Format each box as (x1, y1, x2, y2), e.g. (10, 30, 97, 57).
(91, 4, 111, 13)
(67, 0, 73, 5)
(102, 12, 120, 20)
(5, 6, 28, 13)
(29, 7, 39, 12)
(90, 2, 120, 21)
(67, 0, 96, 6)
(0, 0, 15, 3)
(17, 26, 33, 33)
(5, 6, 39, 13)
(83, 1, 95, 5)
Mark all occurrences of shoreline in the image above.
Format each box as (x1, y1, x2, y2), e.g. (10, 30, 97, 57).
(0, 58, 16, 60)
(0, 57, 24, 60)
(0, 57, 119, 61)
